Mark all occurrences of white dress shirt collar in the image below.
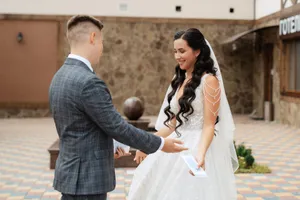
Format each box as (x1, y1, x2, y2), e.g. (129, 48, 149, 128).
(68, 54, 93, 72)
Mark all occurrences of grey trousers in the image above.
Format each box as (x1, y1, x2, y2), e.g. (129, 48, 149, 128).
(61, 193, 107, 200)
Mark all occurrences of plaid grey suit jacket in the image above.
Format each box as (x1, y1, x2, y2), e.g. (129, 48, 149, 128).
(49, 58, 161, 195)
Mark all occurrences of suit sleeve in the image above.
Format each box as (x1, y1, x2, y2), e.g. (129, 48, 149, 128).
(81, 77, 161, 154)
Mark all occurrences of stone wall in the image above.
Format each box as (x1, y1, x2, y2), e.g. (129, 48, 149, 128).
(272, 40, 281, 122)
(0, 15, 254, 117)
(97, 20, 254, 115)
(0, 109, 50, 118)
(252, 50, 264, 118)
(278, 99, 300, 127)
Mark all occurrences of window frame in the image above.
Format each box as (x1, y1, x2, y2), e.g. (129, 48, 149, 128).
(281, 39, 300, 98)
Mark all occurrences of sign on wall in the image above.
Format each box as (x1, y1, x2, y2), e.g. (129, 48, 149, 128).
(279, 14, 300, 37)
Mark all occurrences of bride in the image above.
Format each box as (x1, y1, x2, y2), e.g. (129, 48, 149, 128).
(127, 28, 239, 200)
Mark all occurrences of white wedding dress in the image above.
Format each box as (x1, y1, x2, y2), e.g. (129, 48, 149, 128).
(128, 74, 237, 200)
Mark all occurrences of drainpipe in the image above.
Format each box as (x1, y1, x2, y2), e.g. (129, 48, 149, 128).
(254, 0, 256, 20)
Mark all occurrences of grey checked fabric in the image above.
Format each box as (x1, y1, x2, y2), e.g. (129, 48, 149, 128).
(49, 58, 161, 195)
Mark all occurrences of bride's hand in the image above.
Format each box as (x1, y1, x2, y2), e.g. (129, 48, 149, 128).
(189, 154, 205, 176)
(196, 155, 205, 170)
(114, 147, 131, 159)
(134, 150, 147, 164)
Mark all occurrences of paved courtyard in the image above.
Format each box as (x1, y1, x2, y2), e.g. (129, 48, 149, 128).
(0, 115, 299, 200)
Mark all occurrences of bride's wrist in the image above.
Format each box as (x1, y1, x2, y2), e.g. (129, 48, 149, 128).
(197, 149, 206, 158)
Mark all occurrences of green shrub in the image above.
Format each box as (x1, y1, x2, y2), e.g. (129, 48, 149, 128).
(245, 155, 255, 167)
(236, 143, 246, 157)
(234, 141, 271, 174)
(245, 149, 252, 157)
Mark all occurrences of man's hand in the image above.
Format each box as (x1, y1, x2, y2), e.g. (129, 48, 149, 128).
(134, 150, 147, 164)
(161, 138, 188, 153)
(114, 147, 131, 159)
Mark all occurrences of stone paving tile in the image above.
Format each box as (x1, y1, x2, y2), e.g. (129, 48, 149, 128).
(0, 116, 299, 199)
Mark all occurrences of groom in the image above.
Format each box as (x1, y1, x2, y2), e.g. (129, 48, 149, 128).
(49, 15, 187, 200)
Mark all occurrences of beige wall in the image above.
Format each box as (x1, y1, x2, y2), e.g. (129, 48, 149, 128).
(0, 0, 254, 19)
(255, 0, 281, 19)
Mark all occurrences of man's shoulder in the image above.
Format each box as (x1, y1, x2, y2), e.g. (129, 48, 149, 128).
(60, 63, 95, 82)
(82, 75, 107, 92)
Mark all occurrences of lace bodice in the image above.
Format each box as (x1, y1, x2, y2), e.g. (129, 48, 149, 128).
(170, 75, 207, 131)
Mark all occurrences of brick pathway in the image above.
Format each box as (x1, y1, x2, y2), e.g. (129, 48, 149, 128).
(0, 116, 299, 200)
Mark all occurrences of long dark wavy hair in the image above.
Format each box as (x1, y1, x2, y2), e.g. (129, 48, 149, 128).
(164, 28, 219, 136)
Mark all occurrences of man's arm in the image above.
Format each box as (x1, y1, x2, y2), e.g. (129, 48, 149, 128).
(134, 117, 176, 164)
(81, 77, 162, 154)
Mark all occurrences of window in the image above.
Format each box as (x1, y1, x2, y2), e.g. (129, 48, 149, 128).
(282, 39, 300, 97)
(286, 40, 300, 92)
(175, 6, 182, 12)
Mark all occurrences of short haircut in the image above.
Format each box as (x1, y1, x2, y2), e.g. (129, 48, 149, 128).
(67, 15, 103, 31)
(67, 15, 104, 45)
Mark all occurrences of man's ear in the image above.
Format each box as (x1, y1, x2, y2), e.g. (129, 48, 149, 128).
(89, 32, 96, 44)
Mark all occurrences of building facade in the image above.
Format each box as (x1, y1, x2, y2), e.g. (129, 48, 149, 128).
(0, 0, 299, 128)
(239, 0, 300, 127)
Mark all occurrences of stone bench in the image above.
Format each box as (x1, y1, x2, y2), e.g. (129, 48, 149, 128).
(48, 139, 144, 169)
(48, 139, 59, 169)
(48, 118, 156, 169)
